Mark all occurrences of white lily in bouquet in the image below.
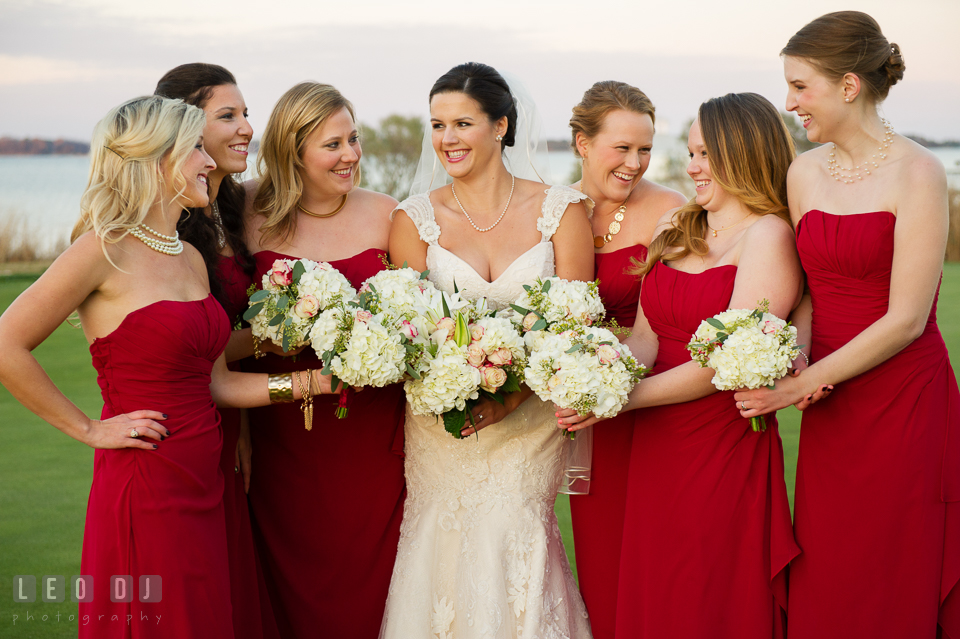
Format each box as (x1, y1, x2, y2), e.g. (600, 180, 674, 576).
(686, 299, 801, 432)
(525, 325, 650, 432)
(244, 257, 357, 353)
(403, 285, 526, 439)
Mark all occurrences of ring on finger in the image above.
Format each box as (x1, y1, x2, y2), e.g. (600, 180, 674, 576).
(130, 428, 140, 438)
(739, 401, 745, 411)
(477, 414, 484, 421)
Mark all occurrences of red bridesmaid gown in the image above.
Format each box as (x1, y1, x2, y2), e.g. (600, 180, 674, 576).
(215, 255, 280, 639)
(616, 262, 799, 638)
(789, 210, 960, 638)
(82, 296, 233, 638)
(244, 248, 406, 639)
(569, 243, 646, 639)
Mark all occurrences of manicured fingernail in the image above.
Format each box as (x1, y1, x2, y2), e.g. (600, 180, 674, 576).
(152, 444, 159, 449)
(165, 430, 172, 437)
(162, 414, 169, 419)
(160, 436, 165, 441)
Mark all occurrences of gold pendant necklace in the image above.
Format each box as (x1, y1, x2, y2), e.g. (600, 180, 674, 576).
(298, 193, 348, 218)
(706, 213, 750, 237)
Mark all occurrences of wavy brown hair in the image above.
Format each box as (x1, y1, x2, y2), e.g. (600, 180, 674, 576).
(569, 80, 656, 157)
(782, 11, 904, 103)
(253, 82, 360, 246)
(634, 93, 795, 277)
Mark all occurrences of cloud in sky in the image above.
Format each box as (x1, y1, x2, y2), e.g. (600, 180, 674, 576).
(1, 0, 958, 141)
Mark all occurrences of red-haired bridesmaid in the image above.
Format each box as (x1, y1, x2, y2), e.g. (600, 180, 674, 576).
(567, 80, 684, 639)
(737, 10, 960, 638)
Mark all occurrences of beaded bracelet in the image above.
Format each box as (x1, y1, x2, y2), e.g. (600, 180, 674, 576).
(267, 373, 295, 403)
(253, 335, 265, 359)
(798, 351, 810, 366)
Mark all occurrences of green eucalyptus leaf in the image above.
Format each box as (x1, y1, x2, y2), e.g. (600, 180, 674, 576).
(292, 261, 306, 285)
(542, 279, 552, 292)
(268, 313, 285, 327)
(510, 304, 530, 315)
(242, 303, 265, 321)
(249, 289, 271, 303)
(276, 294, 290, 309)
(705, 317, 726, 330)
(531, 319, 548, 332)
(405, 362, 421, 380)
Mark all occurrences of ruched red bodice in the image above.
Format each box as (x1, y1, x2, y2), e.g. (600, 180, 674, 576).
(244, 248, 406, 639)
(81, 296, 233, 638)
(616, 262, 798, 638)
(569, 242, 647, 638)
(789, 210, 960, 638)
(595, 243, 646, 328)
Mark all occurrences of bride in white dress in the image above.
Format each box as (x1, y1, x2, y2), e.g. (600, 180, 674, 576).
(382, 63, 595, 638)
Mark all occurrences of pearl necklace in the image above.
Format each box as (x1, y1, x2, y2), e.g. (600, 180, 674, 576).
(210, 200, 226, 249)
(827, 119, 895, 184)
(451, 174, 515, 233)
(130, 225, 183, 255)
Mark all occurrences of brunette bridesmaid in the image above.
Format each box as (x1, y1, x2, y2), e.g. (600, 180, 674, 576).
(559, 93, 802, 638)
(567, 80, 684, 639)
(242, 82, 405, 638)
(736, 11, 959, 637)
(155, 62, 280, 639)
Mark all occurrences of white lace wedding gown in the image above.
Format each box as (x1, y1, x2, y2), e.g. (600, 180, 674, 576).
(380, 185, 593, 639)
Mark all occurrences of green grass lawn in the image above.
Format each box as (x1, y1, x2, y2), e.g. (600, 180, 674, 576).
(2, 264, 959, 636)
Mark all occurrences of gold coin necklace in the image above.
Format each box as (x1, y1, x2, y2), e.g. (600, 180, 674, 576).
(594, 204, 626, 248)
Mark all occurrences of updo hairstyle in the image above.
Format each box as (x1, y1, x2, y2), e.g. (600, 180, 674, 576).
(635, 93, 795, 277)
(782, 10, 905, 102)
(569, 81, 656, 157)
(429, 62, 517, 151)
(72, 96, 206, 260)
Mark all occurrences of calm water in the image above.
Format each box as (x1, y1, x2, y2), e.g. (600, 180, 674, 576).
(2, 146, 958, 251)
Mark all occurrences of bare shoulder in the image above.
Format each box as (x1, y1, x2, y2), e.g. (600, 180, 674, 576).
(636, 179, 688, 211)
(744, 213, 795, 246)
(353, 187, 399, 215)
(897, 138, 947, 184)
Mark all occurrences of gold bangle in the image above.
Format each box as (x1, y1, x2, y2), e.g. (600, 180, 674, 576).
(295, 370, 314, 431)
(267, 373, 295, 403)
(253, 335, 265, 359)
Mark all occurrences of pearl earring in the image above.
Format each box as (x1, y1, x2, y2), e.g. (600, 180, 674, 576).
(496, 134, 503, 142)
(845, 98, 850, 103)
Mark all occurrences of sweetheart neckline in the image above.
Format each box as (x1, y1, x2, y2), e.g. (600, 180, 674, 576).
(429, 242, 552, 286)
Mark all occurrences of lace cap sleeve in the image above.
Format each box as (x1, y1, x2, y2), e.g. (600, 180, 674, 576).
(536, 185, 592, 242)
(392, 194, 441, 246)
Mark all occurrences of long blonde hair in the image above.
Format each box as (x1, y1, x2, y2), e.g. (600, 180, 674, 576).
(253, 82, 360, 245)
(635, 93, 795, 277)
(71, 95, 206, 258)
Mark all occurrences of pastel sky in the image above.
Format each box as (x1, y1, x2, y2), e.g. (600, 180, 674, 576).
(1, 0, 958, 142)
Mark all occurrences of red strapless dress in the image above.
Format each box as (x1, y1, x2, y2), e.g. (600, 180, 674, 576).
(215, 255, 280, 639)
(569, 243, 646, 639)
(244, 248, 406, 639)
(616, 262, 798, 638)
(82, 296, 233, 638)
(789, 210, 960, 638)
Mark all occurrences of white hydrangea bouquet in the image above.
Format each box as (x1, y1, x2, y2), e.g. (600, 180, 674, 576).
(244, 258, 357, 353)
(686, 299, 801, 432)
(307, 267, 433, 418)
(508, 276, 607, 352)
(525, 325, 650, 426)
(403, 285, 526, 439)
